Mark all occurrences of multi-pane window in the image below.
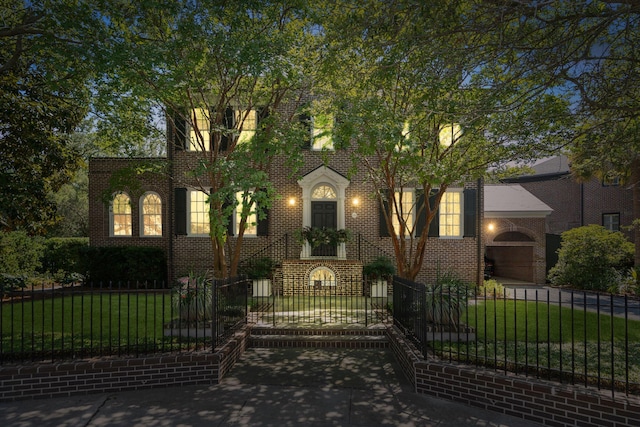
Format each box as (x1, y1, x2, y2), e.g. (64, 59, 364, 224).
(312, 113, 334, 150)
(189, 108, 211, 151)
(111, 193, 132, 236)
(603, 213, 620, 232)
(439, 190, 462, 237)
(235, 191, 257, 236)
(189, 190, 210, 235)
(141, 193, 162, 236)
(391, 190, 415, 236)
(237, 109, 257, 144)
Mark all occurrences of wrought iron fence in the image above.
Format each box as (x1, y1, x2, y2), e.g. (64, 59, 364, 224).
(0, 277, 249, 365)
(391, 276, 640, 397)
(249, 274, 390, 327)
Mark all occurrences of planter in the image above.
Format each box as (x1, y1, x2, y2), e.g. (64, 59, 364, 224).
(371, 279, 388, 297)
(252, 278, 272, 297)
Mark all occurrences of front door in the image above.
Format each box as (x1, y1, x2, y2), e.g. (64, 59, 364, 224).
(311, 201, 337, 256)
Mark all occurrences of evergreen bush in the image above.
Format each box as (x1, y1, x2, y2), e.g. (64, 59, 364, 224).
(548, 225, 634, 291)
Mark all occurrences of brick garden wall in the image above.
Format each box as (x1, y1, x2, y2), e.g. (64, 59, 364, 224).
(387, 325, 640, 427)
(0, 327, 250, 402)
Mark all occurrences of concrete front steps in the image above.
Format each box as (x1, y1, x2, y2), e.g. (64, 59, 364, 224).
(249, 327, 390, 349)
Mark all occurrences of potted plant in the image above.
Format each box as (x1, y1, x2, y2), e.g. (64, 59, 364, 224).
(363, 256, 395, 297)
(241, 256, 275, 297)
(295, 226, 351, 248)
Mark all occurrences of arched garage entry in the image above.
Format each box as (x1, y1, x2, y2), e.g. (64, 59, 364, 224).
(486, 231, 536, 283)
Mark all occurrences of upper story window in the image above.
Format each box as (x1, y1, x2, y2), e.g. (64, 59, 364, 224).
(439, 123, 462, 147)
(141, 192, 162, 236)
(312, 113, 334, 150)
(603, 213, 620, 232)
(111, 193, 132, 237)
(189, 108, 211, 151)
(237, 109, 257, 145)
(189, 190, 210, 235)
(439, 190, 462, 237)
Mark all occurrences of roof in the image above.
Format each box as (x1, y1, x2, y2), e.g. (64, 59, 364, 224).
(484, 184, 553, 218)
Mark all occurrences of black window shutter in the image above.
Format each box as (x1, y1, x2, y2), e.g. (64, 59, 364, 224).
(379, 191, 390, 237)
(221, 191, 234, 236)
(257, 209, 269, 236)
(173, 111, 187, 151)
(428, 190, 439, 237)
(463, 188, 477, 237)
(415, 190, 426, 237)
(175, 188, 187, 235)
(221, 107, 235, 151)
(258, 106, 269, 126)
(299, 113, 311, 148)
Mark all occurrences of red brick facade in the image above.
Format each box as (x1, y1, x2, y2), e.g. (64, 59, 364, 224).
(88, 109, 483, 286)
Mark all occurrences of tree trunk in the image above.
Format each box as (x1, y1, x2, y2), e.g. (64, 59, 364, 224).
(212, 236, 227, 279)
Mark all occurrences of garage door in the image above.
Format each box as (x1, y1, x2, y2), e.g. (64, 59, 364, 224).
(486, 246, 534, 282)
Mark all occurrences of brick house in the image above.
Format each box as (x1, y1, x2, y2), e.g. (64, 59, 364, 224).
(502, 156, 634, 273)
(88, 106, 484, 288)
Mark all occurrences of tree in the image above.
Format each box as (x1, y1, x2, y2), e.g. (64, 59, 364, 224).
(319, 0, 571, 280)
(0, 1, 97, 233)
(91, 0, 318, 278)
(469, 1, 640, 265)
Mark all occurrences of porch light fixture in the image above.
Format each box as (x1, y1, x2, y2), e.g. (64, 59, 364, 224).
(487, 223, 495, 232)
(352, 197, 360, 206)
(288, 197, 296, 206)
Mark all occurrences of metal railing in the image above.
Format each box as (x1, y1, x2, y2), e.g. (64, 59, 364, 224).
(391, 277, 640, 397)
(0, 277, 249, 364)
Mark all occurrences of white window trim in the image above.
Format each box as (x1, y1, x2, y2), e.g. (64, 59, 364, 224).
(438, 188, 463, 239)
(187, 190, 210, 237)
(234, 191, 257, 237)
(391, 189, 416, 239)
(109, 192, 132, 237)
(139, 192, 163, 237)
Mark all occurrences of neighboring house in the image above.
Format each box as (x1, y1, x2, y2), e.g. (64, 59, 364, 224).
(484, 184, 552, 285)
(502, 155, 634, 274)
(88, 106, 484, 288)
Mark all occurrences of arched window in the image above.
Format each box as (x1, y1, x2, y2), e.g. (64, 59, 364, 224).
(309, 267, 336, 288)
(141, 192, 162, 236)
(111, 193, 132, 236)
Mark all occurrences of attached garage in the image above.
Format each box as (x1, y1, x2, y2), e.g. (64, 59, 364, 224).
(484, 185, 552, 285)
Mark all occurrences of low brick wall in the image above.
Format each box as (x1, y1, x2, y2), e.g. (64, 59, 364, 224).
(385, 325, 640, 427)
(0, 327, 250, 402)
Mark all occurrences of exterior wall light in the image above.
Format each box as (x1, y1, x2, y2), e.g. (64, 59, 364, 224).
(288, 197, 296, 206)
(352, 197, 360, 206)
(487, 223, 495, 232)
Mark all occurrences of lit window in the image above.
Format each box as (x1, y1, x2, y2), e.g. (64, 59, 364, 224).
(439, 190, 462, 237)
(312, 185, 336, 199)
(439, 123, 462, 147)
(189, 191, 209, 235)
(189, 108, 211, 151)
(141, 193, 162, 236)
(312, 113, 334, 150)
(111, 193, 132, 236)
(310, 267, 336, 287)
(391, 191, 414, 236)
(235, 191, 257, 236)
(237, 109, 257, 144)
(603, 213, 620, 232)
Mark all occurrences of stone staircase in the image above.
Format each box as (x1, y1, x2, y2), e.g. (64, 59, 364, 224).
(249, 327, 390, 349)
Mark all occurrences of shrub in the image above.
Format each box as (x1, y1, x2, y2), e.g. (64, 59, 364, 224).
(548, 225, 634, 291)
(0, 231, 44, 276)
(363, 256, 396, 279)
(426, 273, 473, 330)
(80, 246, 167, 286)
(478, 279, 505, 298)
(0, 273, 27, 296)
(41, 237, 88, 275)
(172, 272, 213, 322)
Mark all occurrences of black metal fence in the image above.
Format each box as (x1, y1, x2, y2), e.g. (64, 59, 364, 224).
(248, 275, 390, 327)
(391, 277, 640, 397)
(0, 277, 249, 365)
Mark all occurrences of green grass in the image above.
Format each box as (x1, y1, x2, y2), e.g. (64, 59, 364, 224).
(463, 300, 640, 343)
(431, 300, 640, 393)
(1, 293, 185, 356)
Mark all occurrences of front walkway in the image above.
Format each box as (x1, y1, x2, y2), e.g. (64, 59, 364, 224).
(0, 347, 543, 426)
